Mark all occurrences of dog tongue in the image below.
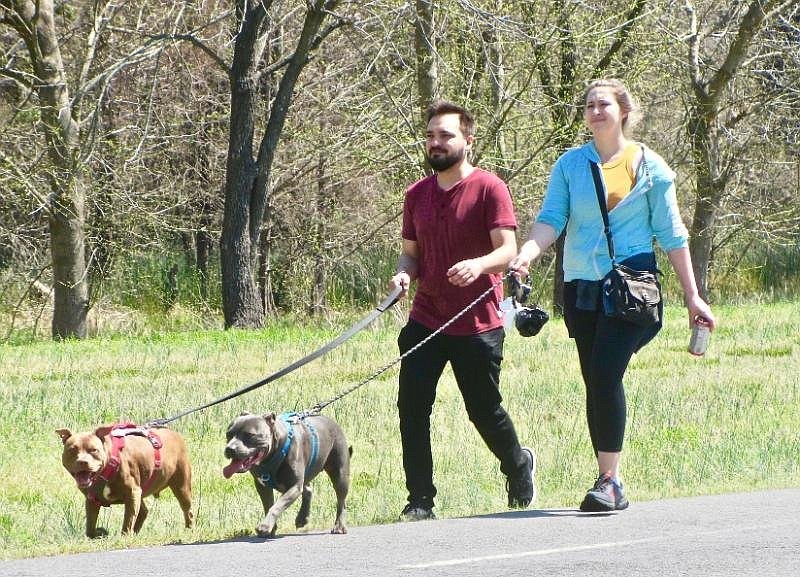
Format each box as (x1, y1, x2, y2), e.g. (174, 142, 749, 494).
(223, 460, 247, 478)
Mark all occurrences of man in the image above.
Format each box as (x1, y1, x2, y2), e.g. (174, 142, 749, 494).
(389, 100, 535, 521)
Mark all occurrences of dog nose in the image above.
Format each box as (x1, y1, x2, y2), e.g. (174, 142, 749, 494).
(224, 445, 236, 459)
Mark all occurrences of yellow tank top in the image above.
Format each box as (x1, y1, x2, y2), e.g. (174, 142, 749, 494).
(602, 143, 639, 210)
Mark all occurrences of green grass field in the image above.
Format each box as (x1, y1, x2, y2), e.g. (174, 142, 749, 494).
(1, 301, 798, 559)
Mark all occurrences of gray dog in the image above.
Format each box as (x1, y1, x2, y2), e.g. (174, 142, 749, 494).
(223, 411, 351, 537)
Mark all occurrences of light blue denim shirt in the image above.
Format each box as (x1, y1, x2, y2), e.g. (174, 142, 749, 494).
(536, 141, 688, 281)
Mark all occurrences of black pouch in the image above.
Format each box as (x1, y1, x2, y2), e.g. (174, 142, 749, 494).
(602, 263, 661, 328)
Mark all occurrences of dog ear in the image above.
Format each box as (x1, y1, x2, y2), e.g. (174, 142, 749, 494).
(263, 412, 276, 425)
(238, 411, 251, 416)
(56, 428, 73, 444)
(94, 425, 114, 438)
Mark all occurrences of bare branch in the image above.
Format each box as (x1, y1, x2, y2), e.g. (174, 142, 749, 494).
(592, 0, 649, 78)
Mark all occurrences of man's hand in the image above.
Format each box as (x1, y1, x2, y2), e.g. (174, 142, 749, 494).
(390, 271, 411, 299)
(447, 259, 484, 287)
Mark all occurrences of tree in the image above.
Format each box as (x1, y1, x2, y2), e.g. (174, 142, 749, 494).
(219, 0, 346, 328)
(414, 0, 437, 116)
(0, 1, 202, 338)
(680, 0, 799, 298)
(1, 0, 92, 339)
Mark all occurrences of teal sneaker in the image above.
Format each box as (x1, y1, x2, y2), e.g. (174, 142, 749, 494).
(579, 472, 629, 512)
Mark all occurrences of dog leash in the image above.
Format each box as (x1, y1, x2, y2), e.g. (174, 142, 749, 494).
(147, 286, 403, 427)
(300, 271, 513, 417)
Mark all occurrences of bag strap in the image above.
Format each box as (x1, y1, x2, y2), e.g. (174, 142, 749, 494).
(589, 160, 617, 266)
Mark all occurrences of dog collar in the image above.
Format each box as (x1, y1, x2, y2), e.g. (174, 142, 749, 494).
(254, 413, 296, 488)
(254, 413, 321, 488)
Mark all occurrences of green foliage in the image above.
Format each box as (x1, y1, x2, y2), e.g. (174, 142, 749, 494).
(711, 243, 800, 303)
(99, 252, 223, 314)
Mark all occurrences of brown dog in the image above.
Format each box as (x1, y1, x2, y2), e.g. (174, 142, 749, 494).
(56, 423, 193, 538)
(224, 411, 351, 537)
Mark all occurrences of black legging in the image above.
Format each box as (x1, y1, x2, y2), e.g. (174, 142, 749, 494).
(563, 281, 652, 453)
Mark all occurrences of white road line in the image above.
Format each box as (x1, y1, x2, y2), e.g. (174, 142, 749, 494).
(399, 536, 663, 569)
(399, 520, 800, 570)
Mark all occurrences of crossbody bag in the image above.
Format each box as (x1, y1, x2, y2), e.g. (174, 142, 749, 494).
(589, 157, 661, 328)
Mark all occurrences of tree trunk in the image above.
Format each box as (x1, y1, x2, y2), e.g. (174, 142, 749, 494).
(48, 192, 89, 339)
(220, 2, 267, 328)
(414, 0, 437, 116)
(483, 18, 510, 181)
(551, 232, 566, 315)
(686, 110, 723, 301)
(196, 224, 212, 301)
(682, 0, 788, 298)
(688, 197, 715, 299)
(221, 0, 339, 328)
(31, 0, 89, 339)
(309, 151, 330, 316)
(259, 222, 277, 316)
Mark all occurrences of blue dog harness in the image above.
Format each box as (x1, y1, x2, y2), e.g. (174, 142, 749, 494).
(254, 412, 319, 489)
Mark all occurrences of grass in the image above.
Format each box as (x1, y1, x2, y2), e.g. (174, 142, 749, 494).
(0, 301, 798, 559)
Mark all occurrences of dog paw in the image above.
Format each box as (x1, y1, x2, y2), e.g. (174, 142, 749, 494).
(294, 514, 308, 528)
(330, 525, 347, 535)
(88, 528, 108, 539)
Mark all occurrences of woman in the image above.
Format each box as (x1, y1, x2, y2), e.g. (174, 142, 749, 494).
(510, 79, 716, 512)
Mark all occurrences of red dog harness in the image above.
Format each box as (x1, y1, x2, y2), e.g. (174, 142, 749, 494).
(87, 422, 163, 508)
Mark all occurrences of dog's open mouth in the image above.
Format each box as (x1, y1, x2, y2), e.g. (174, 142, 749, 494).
(72, 471, 95, 489)
(223, 450, 266, 478)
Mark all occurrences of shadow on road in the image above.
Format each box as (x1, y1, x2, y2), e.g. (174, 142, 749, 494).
(471, 508, 615, 520)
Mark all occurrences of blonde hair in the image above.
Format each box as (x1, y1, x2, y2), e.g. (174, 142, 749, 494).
(583, 79, 640, 134)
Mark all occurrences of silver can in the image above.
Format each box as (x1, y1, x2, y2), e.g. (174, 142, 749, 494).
(688, 322, 711, 356)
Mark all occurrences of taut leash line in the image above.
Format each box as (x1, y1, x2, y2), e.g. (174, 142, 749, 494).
(301, 271, 512, 417)
(147, 286, 403, 427)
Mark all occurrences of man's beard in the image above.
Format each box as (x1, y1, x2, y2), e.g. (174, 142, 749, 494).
(426, 147, 465, 172)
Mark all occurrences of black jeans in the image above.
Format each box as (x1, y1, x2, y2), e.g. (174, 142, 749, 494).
(397, 320, 527, 507)
(563, 280, 658, 454)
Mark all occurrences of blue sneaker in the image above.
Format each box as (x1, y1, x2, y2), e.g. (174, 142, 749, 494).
(579, 472, 629, 512)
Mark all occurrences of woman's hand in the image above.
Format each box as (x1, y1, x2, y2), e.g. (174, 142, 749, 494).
(686, 294, 716, 330)
(508, 253, 532, 278)
(509, 224, 556, 278)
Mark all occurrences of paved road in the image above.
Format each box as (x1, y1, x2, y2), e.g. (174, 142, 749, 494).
(3, 489, 799, 577)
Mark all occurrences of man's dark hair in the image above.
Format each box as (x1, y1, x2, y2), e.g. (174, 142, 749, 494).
(425, 100, 475, 137)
